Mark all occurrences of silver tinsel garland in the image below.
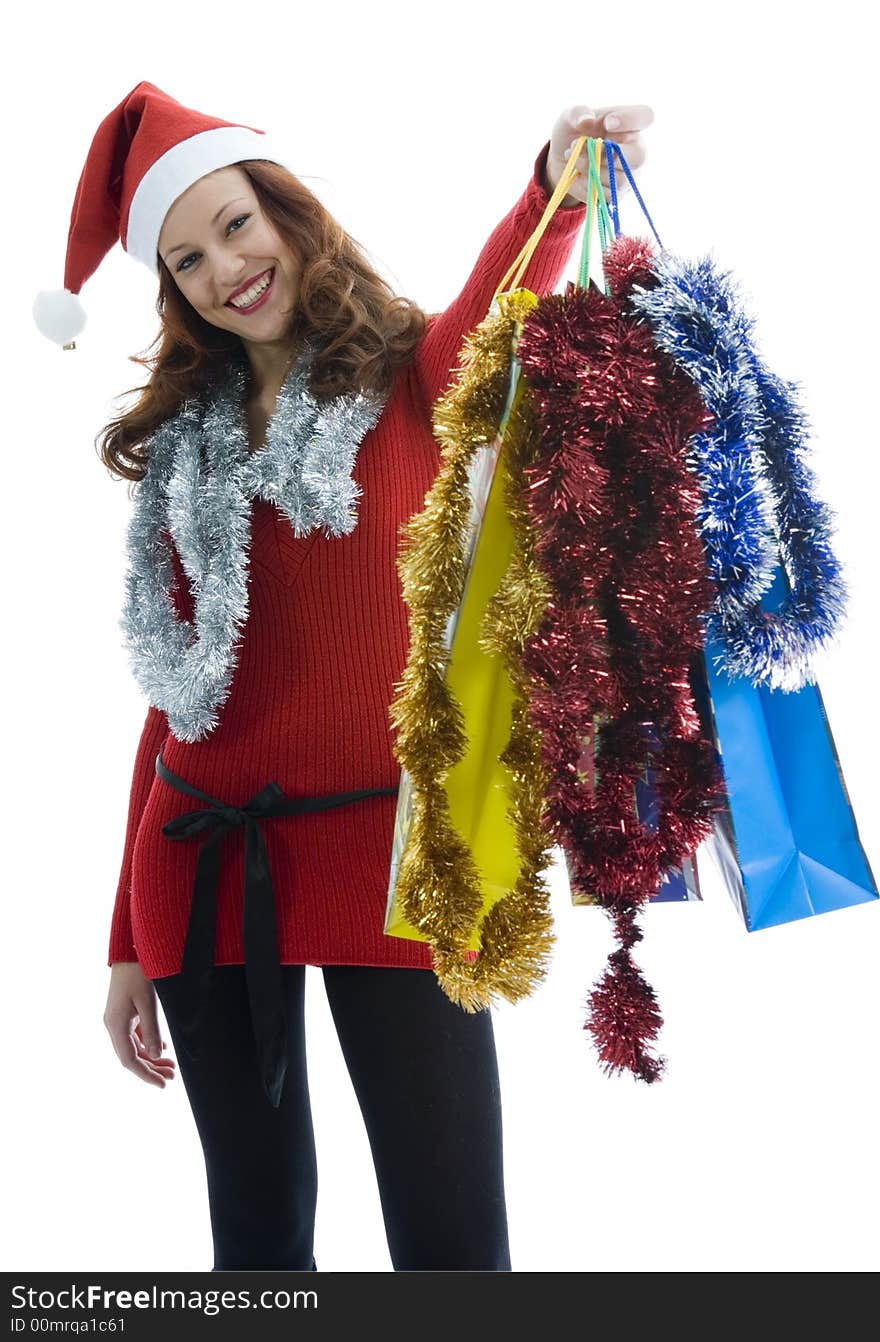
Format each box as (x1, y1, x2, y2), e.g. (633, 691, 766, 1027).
(118, 342, 388, 741)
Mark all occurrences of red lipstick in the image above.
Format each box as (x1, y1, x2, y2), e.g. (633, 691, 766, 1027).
(225, 267, 275, 314)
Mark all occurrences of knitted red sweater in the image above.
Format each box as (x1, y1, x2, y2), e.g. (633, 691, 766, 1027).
(107, 141, 587, 977)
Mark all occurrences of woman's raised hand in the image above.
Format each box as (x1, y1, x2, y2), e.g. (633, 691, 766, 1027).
(545, 104, 654, 207)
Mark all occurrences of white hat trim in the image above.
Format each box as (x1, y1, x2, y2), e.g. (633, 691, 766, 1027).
(126, 126, 293, 275)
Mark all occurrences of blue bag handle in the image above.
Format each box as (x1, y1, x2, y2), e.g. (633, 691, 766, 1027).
(568, 136, 665, 297)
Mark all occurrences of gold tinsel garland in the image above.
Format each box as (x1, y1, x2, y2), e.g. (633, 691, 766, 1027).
(388, 289, 560, 1012)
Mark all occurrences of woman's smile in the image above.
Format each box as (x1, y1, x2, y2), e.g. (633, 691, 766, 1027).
(224, 266, 276, 313)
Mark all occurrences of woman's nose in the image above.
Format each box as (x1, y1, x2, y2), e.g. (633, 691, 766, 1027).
(215, 257, 250, 291)
(220, 269, 248, 289)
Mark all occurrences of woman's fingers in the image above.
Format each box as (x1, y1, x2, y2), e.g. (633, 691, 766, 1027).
(565, 135, 646, 192)
(132, 1021, 176, 1081)
(568, 129, 642, 149)
(104, 1004, 175, 1088)
(548, 103, 653, 206)
(106, 1017, 167, 1087)
(595, 104, 656, 134)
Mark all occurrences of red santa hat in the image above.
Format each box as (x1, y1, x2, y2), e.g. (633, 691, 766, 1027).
(33, 80, 296, 349)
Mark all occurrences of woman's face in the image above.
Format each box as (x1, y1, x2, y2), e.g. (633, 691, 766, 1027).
(157, 165, 300, 342)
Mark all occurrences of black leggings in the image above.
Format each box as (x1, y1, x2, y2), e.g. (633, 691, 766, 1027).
(153, 964, 511, 1271)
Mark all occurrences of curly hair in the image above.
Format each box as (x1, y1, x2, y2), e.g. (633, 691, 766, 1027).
(95, 159, 429, 488)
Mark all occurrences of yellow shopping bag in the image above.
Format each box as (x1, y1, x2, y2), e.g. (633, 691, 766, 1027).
(384, 139, 606, 976)
(385, 341, 530, 945)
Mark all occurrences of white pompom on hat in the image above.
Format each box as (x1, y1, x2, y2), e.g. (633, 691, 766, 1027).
(32, 289, 87, 348)
(33, 80, 297, 349)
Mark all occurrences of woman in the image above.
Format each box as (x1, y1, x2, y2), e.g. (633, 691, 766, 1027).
(35, 82, 650, 1272)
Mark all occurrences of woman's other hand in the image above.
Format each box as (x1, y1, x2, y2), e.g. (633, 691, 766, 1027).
(104, 962, 176, 1090)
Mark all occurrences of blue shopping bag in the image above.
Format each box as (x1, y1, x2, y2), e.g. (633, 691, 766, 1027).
(690, 566, 877, 931)
(564, 721, 703, 905)
(635, 734, 702, 902)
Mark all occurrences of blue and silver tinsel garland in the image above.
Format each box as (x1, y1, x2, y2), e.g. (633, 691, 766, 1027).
(626, 249, 848, 692)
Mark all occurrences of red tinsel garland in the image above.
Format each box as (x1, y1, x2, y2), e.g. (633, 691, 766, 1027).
(514, 236, 727, 1082)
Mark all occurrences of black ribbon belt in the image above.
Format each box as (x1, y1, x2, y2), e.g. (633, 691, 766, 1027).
(155, 749, 398, 1109)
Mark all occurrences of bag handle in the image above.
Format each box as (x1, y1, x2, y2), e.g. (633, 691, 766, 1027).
(602, 140, 664, 251)
(492, 135, 597, 302)
(577, 138, 615, 295)
(493, 135, 667, 306)
(575, 138, 667, 296)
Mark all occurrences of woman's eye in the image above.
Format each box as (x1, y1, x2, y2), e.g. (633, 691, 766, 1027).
(177, 214, 251, 272)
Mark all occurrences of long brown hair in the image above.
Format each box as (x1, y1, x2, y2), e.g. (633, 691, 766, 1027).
(96, 159, 429, 488)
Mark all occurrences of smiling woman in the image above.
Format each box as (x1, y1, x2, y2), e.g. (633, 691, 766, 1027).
(34, 78, 594, 1274)
(97, 161, 427, 485)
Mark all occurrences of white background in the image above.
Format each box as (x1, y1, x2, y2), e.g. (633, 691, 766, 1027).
(4, 0, 878, 1274)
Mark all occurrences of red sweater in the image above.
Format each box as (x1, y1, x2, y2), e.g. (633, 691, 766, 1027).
(107, 141, 587, 977)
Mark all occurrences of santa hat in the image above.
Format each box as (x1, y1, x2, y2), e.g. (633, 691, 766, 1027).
(33, 80, 295, 349)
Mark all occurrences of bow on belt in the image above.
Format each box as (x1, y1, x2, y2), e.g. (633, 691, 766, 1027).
(154, 749, 398, 1109)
